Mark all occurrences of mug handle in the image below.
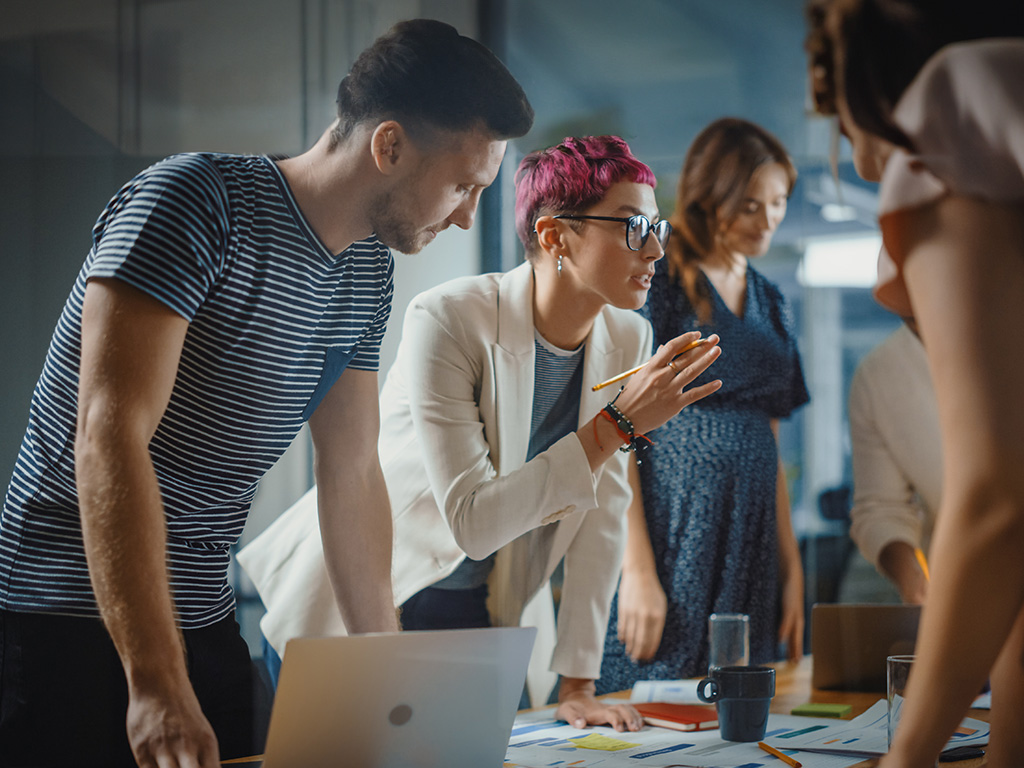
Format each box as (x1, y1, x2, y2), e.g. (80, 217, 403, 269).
(696, 677, 719, 703)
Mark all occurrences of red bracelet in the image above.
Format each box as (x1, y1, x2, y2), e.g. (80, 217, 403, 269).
(598, 408, 632, 445)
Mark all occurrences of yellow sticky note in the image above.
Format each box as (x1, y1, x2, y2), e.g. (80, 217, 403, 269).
(568, 733, 641, 751)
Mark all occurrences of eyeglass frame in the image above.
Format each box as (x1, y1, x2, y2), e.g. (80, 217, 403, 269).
(552, 214, 672, 252)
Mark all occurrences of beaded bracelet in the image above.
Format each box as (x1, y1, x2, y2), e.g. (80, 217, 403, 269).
(599, 402, 654, 463)
(596, 408, 630, 447)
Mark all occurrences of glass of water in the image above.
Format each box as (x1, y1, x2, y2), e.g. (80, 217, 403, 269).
(886, 655, 918, 751)
(708, 613, 750, 673)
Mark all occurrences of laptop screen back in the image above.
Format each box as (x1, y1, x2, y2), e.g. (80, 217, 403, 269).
(261, 626, 536, 768)
(811, 603, 920, 691)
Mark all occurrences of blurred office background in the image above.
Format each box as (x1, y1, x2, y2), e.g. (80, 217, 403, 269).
(0, 0, 902, 656)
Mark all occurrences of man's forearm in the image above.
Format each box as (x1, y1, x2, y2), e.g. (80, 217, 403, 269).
(318, 464, 399, 633)
(76, 436, 190, 692)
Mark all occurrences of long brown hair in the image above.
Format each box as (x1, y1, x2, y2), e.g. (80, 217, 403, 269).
(666, 118, 796, 324)
(805, 0, 1024, 151)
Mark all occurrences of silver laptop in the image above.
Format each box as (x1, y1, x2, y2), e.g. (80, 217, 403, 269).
(255, 626, 536, 768)
(811, 603, 920, 691)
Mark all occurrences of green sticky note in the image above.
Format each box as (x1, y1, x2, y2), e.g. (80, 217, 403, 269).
(791, 702, 852, 718)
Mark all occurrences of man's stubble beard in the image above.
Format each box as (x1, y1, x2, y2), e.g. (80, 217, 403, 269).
(368, 187, 430, 255)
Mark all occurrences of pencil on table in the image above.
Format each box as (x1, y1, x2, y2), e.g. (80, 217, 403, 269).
(591, 338, 708, 392)
(914, 547, 930, 581)
(758, 741, 802, 768)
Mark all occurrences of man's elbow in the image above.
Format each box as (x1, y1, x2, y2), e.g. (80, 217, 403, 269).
(314, 448, 383, 492)
(74, 402, 135, 477)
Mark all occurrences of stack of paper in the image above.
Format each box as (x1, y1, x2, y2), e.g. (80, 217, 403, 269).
(764, 700, 989, 759)
(506, 707, 867, 767)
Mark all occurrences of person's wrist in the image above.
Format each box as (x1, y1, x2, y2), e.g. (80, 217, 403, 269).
(602, 401, 654, 461)
(560, 688, 596, 707)
(591, 411, 627, 450)
(125, 663, 192, 703)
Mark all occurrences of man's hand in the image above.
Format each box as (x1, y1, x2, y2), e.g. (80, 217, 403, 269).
(556, 677, 644, 732)
(616, 566, 667, 662)
(126, 680, 220, 768)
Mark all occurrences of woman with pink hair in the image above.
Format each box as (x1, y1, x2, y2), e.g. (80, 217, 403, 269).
(241, 135, 721, 728)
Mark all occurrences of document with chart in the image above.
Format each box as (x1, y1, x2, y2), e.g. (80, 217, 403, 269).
(505, 707, 867, 768)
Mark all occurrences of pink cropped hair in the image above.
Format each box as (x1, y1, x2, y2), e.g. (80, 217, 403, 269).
(514, 135, 656, 256)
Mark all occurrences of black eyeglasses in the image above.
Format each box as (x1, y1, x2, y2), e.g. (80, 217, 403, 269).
(553, 214, 672, 252)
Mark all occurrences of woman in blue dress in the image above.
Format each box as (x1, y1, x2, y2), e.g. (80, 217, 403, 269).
(598, 118, 810, 690)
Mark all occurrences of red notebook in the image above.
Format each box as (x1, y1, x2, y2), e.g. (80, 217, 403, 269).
(635, 702, 719, 732)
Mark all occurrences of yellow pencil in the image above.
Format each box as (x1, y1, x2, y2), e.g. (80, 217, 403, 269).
(758, 741, 802, 768)
(914, 547, 930, 581)
(591, 338, 708, 392)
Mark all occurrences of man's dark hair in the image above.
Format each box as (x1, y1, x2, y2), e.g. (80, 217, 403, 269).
(332, 19, 533, 147)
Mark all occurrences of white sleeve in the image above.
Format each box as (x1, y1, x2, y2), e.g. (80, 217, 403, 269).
(402, 296, 600, 561)
(550, 454, 632, 679)
(847, 367, 925, 568)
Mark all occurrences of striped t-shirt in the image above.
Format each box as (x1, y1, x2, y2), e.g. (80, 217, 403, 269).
(527, 331, 585, 459)
(0, 152, 394, 628)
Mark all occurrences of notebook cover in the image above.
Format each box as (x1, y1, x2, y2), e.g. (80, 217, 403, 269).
(635, 702, 719, 731)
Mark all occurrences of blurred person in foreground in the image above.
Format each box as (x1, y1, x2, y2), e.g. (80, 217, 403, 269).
(807, 1, 1024, 765)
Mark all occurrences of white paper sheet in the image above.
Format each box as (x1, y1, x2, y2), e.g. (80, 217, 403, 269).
(505, 707, 866, 768)
(629, 679, 704, 704)
(763, 699, 989, 758)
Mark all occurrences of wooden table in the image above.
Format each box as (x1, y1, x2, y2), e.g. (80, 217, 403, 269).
(771, 655, 881, 717)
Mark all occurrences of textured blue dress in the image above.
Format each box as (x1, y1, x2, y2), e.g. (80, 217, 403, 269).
(597, 259, 809, 692)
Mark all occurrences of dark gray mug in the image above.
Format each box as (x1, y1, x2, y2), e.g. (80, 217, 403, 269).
(697, 665, 775, 742)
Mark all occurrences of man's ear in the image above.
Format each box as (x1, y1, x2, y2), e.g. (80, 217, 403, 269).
(534, 216, 568, 255)
(370, 120, 407, 175)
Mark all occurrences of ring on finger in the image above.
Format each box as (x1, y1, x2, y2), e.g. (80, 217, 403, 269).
(667, 360, 680, 374)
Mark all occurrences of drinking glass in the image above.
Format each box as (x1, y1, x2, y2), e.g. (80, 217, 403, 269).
(708, 613, 749, 673)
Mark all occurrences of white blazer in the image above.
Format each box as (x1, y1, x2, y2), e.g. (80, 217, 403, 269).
(238, 263, 652, 689)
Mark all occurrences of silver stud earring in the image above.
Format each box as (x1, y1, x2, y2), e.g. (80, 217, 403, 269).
(557, 254, 563, 276)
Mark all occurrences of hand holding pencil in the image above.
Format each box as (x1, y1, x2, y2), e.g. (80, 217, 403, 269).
(599, 332, 722, 433)
(578, 331, 722, 471)
(592, 337, 711, 391)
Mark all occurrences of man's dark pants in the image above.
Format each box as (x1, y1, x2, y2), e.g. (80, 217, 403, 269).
(0, 609, 271, 767)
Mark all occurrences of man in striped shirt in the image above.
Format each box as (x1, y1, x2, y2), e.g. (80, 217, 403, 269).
(0, 19, 532, 768)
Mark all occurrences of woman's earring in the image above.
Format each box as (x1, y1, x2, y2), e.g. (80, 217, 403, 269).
(557, 254, 563, 276)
